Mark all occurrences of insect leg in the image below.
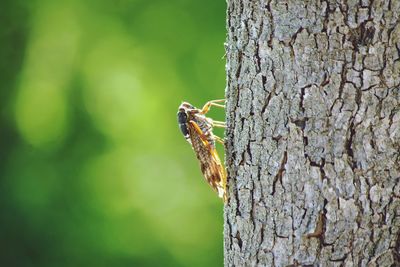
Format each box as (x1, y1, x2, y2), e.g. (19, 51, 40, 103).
(200, 99, 226, 114)
(213, 134, 225, 145)
(212, 120, 226, 128)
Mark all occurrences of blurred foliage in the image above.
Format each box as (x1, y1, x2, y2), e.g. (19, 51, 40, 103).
(0, 0, 226, 266)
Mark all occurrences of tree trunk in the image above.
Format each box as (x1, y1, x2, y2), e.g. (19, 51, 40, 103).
(224, 1, 400, 266)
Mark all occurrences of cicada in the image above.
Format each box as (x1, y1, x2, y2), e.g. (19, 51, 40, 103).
(177, 99, 227, 202)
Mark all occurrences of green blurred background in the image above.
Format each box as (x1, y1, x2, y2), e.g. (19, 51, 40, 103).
(0, 0, 226, 266)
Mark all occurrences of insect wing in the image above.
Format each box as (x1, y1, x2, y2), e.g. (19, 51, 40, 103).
(209, 146, 227, 202)
(187, 120, 227, 202)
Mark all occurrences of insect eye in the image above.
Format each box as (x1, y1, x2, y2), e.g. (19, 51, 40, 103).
(179, 123, 189, 136)
(177, 111, 189, 136)
(177, 111, 188, 124)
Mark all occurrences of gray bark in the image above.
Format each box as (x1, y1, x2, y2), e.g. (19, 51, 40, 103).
(224, 1, 400, 266)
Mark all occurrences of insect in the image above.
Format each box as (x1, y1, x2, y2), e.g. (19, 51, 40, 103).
(177, 99, 227, 202)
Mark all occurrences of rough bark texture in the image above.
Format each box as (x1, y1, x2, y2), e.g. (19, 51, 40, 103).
(224, 1, 400, 266)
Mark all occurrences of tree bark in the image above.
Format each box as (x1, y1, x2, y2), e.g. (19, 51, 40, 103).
(224, 1, 400, 266)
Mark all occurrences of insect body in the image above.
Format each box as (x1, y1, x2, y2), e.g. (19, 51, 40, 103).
(177, 100, 227, 202)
